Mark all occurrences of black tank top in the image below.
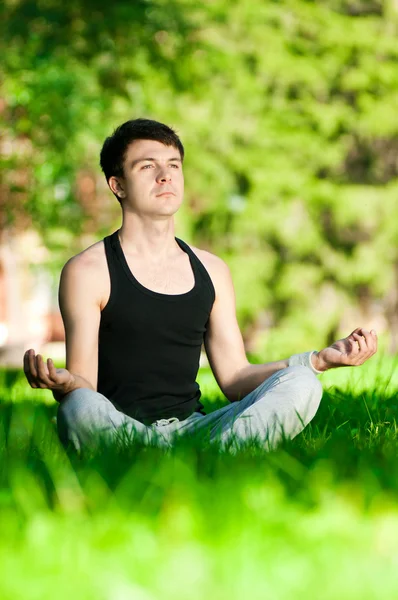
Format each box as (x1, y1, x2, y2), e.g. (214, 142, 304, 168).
(97, 230, 216, 425)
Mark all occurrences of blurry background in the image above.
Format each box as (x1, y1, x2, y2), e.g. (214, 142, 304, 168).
(0, 0, 397, 368)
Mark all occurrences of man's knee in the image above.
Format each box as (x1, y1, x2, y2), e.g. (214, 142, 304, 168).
(57, 388, 104, 450)
(58, 387, 106, 417)
(287, 365, 323, 425)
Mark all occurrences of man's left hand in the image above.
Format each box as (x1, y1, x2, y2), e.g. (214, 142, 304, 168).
(312, 328, 378, 372)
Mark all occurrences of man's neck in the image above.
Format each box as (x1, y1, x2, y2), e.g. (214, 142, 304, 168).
(117, 220, 180, 264)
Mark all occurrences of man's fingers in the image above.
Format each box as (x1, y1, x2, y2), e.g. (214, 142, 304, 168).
(357, 330, 377, 353)
(36, 354, 52, 388)
(369, 329, 378, 354)
(23, 350, 36, 387)
(24, 349, 39, 388)
(47, 358, 56, 379)
(23, 350, 32, 378)
(348, 337, 360, 356)
(352, 332, 367, 355)
(47, 358, 59, 382)
(23, 350, 29, 373)
(359, 329, 377, 354)
(28, 349, 38, 379)
(350, 327, 363, 337)
(352, 331, 377, 365)
(23, 350, 63, 390)
(348, 328, 378, 357)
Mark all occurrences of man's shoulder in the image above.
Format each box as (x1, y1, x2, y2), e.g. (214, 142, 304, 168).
(59, 239, 110, 308)
(61, 239, 107, 281)
(186, 244, 226, 270)
(64, 239, 106, 269)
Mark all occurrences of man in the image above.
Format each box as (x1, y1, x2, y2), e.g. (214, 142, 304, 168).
(23, 118, 378, 455)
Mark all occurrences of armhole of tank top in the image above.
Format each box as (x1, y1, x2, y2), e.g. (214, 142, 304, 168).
(203, 264, 216, 306)
(100, 235, 118, 316)
(201, 263, 216, 307)
(178, 238, 216, 306)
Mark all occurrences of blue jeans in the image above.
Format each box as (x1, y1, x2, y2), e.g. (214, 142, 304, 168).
(57, 366, 323, 455)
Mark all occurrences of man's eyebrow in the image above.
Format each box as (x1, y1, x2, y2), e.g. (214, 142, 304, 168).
(129, 157, 182, 168)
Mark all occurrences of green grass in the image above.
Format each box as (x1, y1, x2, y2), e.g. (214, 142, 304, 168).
(1, 355, 398, 599)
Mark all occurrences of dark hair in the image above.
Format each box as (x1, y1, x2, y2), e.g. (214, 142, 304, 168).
(100, 118, 185, 203)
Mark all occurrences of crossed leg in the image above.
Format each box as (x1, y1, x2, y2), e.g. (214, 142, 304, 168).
(172, 365, 323, 453)
(57, 389, 163, 454)
(57, 366, 323, 455)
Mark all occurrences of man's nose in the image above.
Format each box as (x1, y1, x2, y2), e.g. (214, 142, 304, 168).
(157, 168, 171, 182)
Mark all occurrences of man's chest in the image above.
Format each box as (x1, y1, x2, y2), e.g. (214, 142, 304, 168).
(126, 254, 195, 295)
(98, 245, 217, 308)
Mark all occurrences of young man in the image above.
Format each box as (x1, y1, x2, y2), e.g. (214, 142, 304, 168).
(23, 118, 378, 454)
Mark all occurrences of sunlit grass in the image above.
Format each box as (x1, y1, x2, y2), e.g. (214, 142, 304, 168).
(1, 355, 398, 599)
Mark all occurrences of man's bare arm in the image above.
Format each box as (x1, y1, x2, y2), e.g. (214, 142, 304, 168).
(202, 255, 290, 402)
(23, 251, 103, 402)
(222, 359, 290, 402)
(57, 253, 102, 399)
(201, 253, 378, 402)
(227, 328, 378, 402)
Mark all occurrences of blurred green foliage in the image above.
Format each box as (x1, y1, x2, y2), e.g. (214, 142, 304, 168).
(1, 0, 398, 355)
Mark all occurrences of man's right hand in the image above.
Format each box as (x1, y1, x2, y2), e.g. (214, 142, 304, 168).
(23, 349, 75, 398)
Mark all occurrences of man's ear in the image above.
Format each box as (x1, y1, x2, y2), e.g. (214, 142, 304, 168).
(108, 176, 126, 199)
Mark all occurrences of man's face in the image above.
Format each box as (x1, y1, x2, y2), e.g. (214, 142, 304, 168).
(110, 139, 184, 215)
